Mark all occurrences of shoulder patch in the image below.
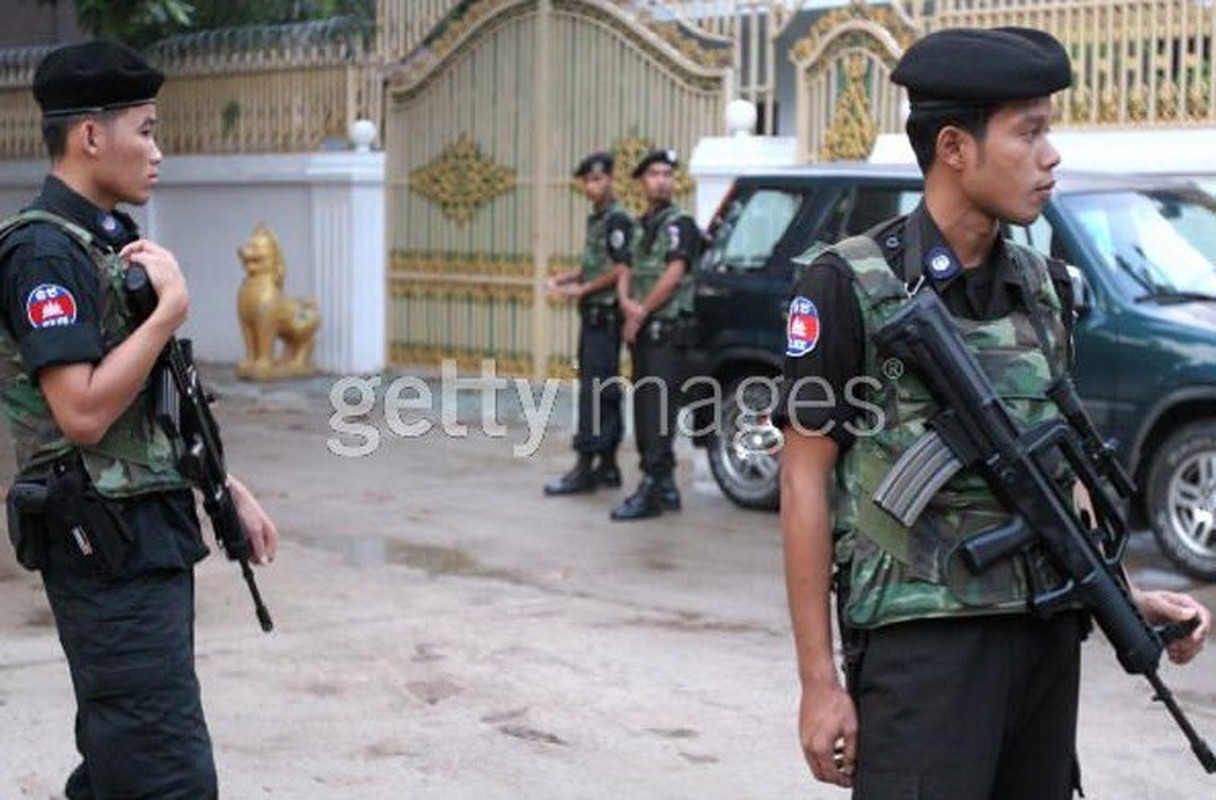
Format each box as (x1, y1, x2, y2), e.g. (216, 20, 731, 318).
(786, 296, 820, 358)
(609, 228, 626, 250)
(667, 223, 681, 251)
(26, 283, 78, 328)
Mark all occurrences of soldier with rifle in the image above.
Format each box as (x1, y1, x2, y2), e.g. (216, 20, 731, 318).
(0, 41, 278, 799)
(776, 27, 1212, 799)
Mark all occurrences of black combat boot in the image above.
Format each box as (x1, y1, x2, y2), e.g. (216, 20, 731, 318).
(544, 454, 596, 496)
(592, 452, 621, 488)
(656, 474, 681, 511)
(610, 475, 663, 521)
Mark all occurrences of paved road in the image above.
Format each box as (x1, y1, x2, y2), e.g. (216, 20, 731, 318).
(1, 373, 1213, 798)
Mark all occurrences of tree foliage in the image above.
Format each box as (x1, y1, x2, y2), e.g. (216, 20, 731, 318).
(66, 0, 374, 48)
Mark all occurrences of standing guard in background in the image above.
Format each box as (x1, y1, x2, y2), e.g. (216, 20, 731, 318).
(611, 149, 701, 521)
(544, 151, 634, 496)
(0, 41, 279, 799)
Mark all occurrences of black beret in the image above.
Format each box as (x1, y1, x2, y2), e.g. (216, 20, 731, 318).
(632, 148, 678, 179)
(574, 151, 614, 178)
(34, 40, 164, 118)
(892, 27, 1071, 106)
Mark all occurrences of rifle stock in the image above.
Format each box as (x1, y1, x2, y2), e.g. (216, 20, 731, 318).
(873, 289, 1214, 774)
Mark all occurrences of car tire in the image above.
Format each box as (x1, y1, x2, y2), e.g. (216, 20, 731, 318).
(1147, 420, 1216, 582)
(706, 377, 781, 511)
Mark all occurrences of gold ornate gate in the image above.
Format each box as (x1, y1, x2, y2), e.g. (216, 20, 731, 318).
(791, 3, 918, 164)
(384, 0, 728, 379)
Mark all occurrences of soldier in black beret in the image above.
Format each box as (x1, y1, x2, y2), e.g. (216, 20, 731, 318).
(612, 147, 702, 520)
(631, 147, 679, 179)
(777, 26, 1210, 800)
(543, 151, 634, 495)
(0, 41, 279, 799)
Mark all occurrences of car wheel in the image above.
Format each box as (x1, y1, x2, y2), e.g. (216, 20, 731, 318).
(1147, 420, 1216, 582)
(706, 377, 781, 511)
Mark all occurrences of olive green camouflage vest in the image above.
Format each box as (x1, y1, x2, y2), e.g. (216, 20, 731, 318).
(830, 234, 1070, 629)
(581, 200, 631, 307)
(632, 203, 694, 319)
(0, 210, 188, 499)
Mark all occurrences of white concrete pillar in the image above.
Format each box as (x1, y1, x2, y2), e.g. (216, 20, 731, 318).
(307, 152, 386, 374)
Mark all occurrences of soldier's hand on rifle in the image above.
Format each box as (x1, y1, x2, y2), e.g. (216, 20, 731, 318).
(800, 678, 858, 788)
(227, 475, 279, 565)
(1072, 480, 1096, 527)
(120, 239, 189, 329)
(1133, 588, 1211, 665)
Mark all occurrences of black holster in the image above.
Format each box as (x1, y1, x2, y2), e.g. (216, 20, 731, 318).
(44, 457, 133, 576)
(6, 479, 49, 571)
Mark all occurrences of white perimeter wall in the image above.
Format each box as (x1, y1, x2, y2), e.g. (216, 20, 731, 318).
(0, 153, 386, 374)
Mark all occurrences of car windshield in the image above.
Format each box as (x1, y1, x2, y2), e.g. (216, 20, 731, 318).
(1059, 188, 1216, 300)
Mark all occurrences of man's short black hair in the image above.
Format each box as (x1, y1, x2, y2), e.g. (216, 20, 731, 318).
(905, 104, 997, 174)
(41, 109, 117, 160)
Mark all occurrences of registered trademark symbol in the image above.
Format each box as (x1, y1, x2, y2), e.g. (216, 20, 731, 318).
(882, 357, 904, 380)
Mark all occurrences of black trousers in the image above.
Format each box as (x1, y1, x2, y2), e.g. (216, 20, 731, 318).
(852, 612, 1085, 800)
(631, 318, 683, 479)
(41, 492, 216, 800)
(573, 304, 623, 456)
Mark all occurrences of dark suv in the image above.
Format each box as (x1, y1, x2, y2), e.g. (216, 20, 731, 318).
(684, 164, 1216, 581)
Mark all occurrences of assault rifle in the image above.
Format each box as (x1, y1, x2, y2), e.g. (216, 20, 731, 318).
(125, 264, 274, 633)
(872, 289, 1214, 773)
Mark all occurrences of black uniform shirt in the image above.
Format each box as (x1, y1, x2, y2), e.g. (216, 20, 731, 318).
(637, 201, 701, 265)
(775, 203, 1075, 450)
(0, 176, 139, 376)
(1, 178, 206, 569)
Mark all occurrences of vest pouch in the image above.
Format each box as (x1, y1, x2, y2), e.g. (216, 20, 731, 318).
(45, 459, 133, 576)
(6, 480, 49, 571)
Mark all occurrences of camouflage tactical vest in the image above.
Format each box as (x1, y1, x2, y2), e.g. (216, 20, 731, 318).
(830, 233, 1071, 629)
(0, 209, 188, 499)
(580, 200, 630, 307)
(631, 203, 694, 320)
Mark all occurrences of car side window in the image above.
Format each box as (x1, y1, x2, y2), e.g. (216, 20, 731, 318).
(714, 189, 803, 271)
(840, 187, 922, 238)
(1008, 214, 1060, 259)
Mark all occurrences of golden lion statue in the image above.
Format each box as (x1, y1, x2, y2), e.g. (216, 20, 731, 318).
(236, 223, 321, 380)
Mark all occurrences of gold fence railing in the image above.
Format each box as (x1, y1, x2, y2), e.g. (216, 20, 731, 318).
(901, 0, 1216, 127)
(376, 0, 468, 64)
(0, 47, 50, 160)
(0, 19, 379, 159)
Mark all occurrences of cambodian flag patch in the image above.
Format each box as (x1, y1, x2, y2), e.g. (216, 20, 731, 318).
(786, 296, 820, 357)
(26, 283, 78, 328)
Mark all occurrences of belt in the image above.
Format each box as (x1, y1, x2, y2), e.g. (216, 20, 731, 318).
(582, 304, 619, 325)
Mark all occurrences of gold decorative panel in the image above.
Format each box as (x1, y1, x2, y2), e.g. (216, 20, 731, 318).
(820, 55, 878, 162)
(408, 134, 517, 224)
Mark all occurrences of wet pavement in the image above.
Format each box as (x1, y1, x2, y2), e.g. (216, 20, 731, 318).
(1, 368, 1214, 799)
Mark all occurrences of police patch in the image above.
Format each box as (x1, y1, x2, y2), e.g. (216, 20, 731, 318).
(609, 228, 626, 250)
(786, 296, 820, 358)
(26, 283, 78, 328)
